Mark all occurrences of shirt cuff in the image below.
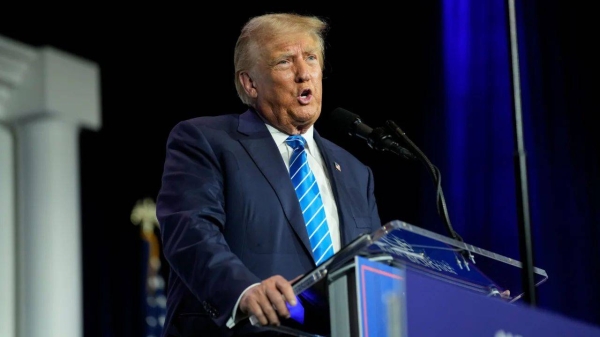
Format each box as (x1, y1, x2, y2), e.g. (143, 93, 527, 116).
(226, 283, 260, 329)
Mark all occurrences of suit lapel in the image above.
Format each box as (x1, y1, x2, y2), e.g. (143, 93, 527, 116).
(237, 110, 313, 257)
(313, 132, 355, 246)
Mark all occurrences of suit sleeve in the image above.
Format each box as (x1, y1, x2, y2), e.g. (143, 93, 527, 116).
(156, 121, 261, 327)
(366, 165, 383, 231)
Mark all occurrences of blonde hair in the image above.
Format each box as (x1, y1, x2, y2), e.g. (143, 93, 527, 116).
(233, 13, 328, 106)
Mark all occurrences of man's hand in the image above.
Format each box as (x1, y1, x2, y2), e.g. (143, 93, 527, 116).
(239, 275, 300, 326)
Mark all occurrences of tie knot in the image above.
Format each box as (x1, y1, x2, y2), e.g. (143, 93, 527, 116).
(285, 135, 306, 150)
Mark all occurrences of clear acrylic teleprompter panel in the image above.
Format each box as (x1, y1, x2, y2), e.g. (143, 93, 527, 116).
(363, 220, 548, 302)
(249, 219, 549, 334)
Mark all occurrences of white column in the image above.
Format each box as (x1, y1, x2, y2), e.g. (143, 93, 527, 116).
(0, 34, 101, 337)
(17, 118, 82, 337)
(0, 123, 16, 337)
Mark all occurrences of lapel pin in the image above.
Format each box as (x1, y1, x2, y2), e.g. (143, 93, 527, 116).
(335, 162, 341, 172)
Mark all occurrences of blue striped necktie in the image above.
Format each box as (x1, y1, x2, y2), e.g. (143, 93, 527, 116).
(286, 135, 334, 266)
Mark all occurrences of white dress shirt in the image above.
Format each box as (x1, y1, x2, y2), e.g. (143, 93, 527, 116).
(265, 123, 341, 252)
(226, 122, 341, 328)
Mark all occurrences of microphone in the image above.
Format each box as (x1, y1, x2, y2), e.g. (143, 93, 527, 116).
(330, 107, 417, 161)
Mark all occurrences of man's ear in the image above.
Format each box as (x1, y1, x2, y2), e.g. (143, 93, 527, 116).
(239, 72, 258, 98)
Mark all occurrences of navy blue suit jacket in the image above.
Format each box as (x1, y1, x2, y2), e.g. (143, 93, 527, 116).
(156, 109, 382, 336)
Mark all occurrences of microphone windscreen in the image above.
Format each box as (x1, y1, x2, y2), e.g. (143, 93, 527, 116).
(329, 107, 360, 132)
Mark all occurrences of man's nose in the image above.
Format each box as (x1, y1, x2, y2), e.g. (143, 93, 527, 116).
(295, 61, 311, 82)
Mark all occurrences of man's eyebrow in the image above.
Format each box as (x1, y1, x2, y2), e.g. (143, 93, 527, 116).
(269, 47, 319, 64)
(267, 53, 290, 66)
(276, 51, 294, 59)
(303, 46, 319, 55)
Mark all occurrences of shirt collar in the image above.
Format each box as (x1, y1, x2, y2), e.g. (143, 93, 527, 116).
(264, 123, 315, 152)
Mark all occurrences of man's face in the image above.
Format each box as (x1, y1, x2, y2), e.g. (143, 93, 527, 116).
(241, 33, 323, 135)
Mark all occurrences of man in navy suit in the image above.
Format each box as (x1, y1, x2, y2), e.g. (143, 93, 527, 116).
(156, 12, 382, 337)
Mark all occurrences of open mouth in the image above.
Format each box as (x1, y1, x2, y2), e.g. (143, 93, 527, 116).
(300, 89, 311, 98)
(298, 89, 312, 104)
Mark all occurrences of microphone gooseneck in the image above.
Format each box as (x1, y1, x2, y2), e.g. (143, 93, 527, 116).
(330, 107, 472, 263)
(384, 119, 473, 262)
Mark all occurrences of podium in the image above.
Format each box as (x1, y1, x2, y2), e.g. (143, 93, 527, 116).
(250, 220, 600, 336)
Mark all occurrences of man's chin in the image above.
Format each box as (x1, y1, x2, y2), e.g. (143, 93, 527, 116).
(292, 117, 319, 133)
(292, 107, 321, 124)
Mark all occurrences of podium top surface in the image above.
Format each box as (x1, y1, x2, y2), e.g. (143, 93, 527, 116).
(248, 220, 549, 335)
(293, 219, 548, 303)
(365, 220, 548, 302)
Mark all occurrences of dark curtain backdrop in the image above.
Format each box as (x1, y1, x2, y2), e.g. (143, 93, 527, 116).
(516, 0, 600, 325)
(1, 1, 598, 336)
(418, 0, 600, 329)
(418, 0, 522, 295)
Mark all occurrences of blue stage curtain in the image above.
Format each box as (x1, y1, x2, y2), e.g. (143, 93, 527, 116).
(419, 0, 600, 327)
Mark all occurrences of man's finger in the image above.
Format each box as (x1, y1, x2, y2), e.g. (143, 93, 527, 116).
(266, 287, 290, 319)
(247, 300, 268, 326)
(258, 292, 280, 325)
(275, 278, 297, 306)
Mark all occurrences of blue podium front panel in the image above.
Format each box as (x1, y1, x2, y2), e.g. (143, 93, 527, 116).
(402, 266, 600, 336)
(355, 256, 408, 337)
(356, 257, 600, 336)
